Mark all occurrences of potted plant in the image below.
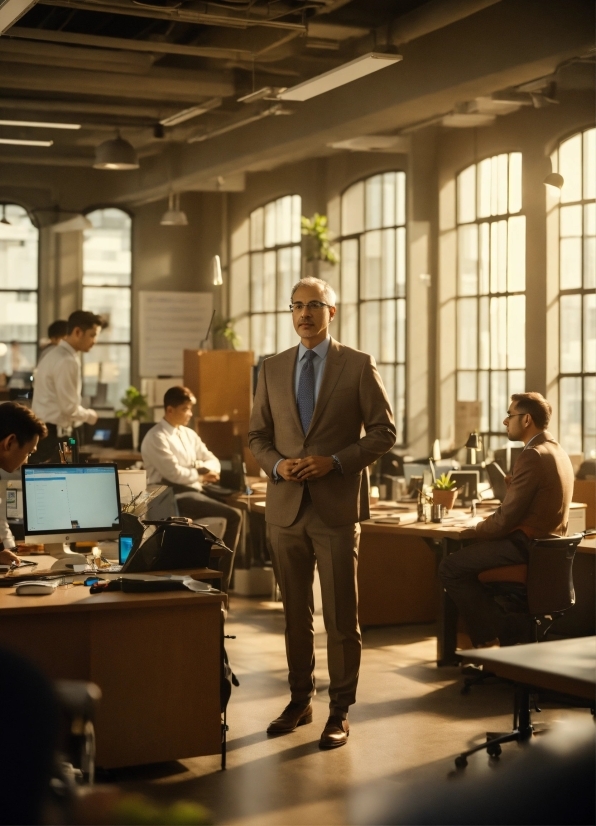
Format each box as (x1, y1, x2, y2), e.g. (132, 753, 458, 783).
(432, 473, 459, 510)
(117, 386, 149, 450)
(301, 213, 339, 276)
(213, 316, 242, 350)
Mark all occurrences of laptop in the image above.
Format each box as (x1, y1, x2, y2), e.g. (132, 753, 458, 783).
(86, 418, 119, 448)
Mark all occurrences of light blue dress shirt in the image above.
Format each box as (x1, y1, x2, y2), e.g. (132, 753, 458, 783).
(273, 336, 341, 480)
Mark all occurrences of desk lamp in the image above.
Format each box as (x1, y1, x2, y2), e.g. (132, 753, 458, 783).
(465, 431, 482, 465)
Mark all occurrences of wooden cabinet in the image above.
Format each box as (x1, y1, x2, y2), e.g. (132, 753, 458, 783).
(184, 350, 254, 422)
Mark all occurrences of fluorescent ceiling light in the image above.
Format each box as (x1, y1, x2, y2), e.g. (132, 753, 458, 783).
(0, 137, 53, 146)
(441, 113, 495, 128)
(160, 98, 221, 127)
(0, 119, 81, 129)
(328, 135, 409, 153)
(188, 104, 291, 144)
(237, 87, 286, 105)
(278, 52, 402, 102)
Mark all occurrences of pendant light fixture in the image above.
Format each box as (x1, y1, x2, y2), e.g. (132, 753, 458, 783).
(93, 132, 139, 170)
(160, 193, 188, 226)
(0, 204, 10, 225)
(544, 172, 564, 193)
(212, 255, 223, 286)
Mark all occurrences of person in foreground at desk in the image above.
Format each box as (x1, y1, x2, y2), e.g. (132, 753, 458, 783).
(31, 309, 102, 464)
(439, 392, 574, 648)
(141, 385, 241, 591)
(0, 402, 47, 566)
(249, 277, 396, 749)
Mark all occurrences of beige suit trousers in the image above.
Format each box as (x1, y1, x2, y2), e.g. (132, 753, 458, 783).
(267, 490, 361, 716)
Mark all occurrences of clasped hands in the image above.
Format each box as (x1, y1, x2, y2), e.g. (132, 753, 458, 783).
(277, 456, 334, 481)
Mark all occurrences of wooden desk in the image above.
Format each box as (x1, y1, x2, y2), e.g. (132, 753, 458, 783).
(459, 636, 596, 700)
(79, 446, 142, 466)
(0, 584, 226, 769)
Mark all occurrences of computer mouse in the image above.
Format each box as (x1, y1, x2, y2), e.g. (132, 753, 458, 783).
(15, 581, 58, 596)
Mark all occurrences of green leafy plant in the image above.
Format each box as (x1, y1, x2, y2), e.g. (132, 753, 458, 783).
(213, 316, 242, 350)
(117, 386, 149, 421)
(433, 473, 458, 491)
(301, 213, 339, 265)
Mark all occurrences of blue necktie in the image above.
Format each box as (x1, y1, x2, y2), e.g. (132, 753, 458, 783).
(297, 349, 316, 434)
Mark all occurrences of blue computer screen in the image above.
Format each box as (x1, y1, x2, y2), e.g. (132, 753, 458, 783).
(23, 465, 120, 533)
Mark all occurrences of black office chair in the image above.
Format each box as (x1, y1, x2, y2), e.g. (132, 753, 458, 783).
(455, 532, 585, 767)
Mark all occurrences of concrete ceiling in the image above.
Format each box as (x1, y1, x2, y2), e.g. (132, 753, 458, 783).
(0, 0, 593, 202)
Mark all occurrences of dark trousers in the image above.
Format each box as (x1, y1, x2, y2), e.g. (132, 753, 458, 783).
(438, 531, 531, 646)
(173, 489, 242, 592)
(28, 423, 61, 464)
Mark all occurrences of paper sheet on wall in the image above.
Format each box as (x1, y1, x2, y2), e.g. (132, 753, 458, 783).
(139, 291, 214, 377)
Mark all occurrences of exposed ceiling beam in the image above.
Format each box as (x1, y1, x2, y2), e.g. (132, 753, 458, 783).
(0, 35, 156, 73)
(0, 97, 179, 118)
(385, 0, 503, 45)
(0, 0, 37, 34)
(6, 25, 255, 61)
(0, 61, 234, 101)
(35, 0, 307, 30)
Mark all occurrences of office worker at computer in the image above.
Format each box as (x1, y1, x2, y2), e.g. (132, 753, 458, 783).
(249, 277, 396, 749)
(439, 392, 574, 647)
(31, 310, 102, 464)
(141, 386, 242, 592)
(0, 402, 47, 565)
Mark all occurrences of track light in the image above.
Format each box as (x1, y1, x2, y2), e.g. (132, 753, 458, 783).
(160, 193, 188, 226)
(93, 134, 139, 170)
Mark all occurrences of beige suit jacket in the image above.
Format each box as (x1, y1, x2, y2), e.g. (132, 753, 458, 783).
(476, 431, 575, 540)
(248, 339, 396, 528)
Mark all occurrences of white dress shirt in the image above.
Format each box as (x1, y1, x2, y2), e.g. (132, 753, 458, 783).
(32, 340, 97, 429)
(141, 418, 220, 490)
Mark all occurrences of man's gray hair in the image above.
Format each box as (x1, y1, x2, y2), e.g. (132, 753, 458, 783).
(290, 277, 337, 307)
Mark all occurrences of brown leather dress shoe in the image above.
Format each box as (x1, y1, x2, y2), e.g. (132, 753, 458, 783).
(267, 701, 313, 734)
(319, 716, 349, 749)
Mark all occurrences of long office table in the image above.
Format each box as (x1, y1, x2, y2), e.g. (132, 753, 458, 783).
(0, 580, 226, 769)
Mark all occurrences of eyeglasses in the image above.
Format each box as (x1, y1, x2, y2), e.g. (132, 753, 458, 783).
(289, 301, 333, 312)
(505, 412, 525, 420)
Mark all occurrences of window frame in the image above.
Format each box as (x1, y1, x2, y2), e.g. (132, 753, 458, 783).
(336, 171, 408, 446)
(454, 151, 526, 450)
(81, 205, 133, 410)
(0, 201, 39, 376)
(551, 126, 596, 457)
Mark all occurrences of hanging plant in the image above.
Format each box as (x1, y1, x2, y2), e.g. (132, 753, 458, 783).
(301, 213, 339, 265)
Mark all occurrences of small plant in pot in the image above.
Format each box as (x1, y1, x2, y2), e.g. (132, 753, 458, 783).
(117, 386, 149, 450)
(432, 474, 458, 510)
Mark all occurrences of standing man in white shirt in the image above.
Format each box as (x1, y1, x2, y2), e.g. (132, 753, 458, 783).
(31, 310, 102, 464)
(141, 386, 242, 591)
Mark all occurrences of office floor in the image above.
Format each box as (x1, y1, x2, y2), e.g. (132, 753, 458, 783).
(108, 596, 591, 825)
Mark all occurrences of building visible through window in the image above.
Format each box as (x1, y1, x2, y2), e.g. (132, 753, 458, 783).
(550, 127, 595, 458)
(82, 208, 132, 410)
(455, 153, 525, 451)
(0, 204, 38, 386)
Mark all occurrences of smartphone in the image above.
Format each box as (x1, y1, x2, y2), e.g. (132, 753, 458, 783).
(118, 534, 134, 565)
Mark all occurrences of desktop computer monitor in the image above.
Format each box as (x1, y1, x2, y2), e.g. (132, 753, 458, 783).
(22, 463, 121, 546)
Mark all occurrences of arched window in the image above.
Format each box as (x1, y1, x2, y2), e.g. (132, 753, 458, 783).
(549, 127, 595, 457)
(241, 194, 302, 358)
(337, 172, 407, 444)
(0, 204, 38, 381)
(455, 153, 525, 450)
(82, 208, 132, 409)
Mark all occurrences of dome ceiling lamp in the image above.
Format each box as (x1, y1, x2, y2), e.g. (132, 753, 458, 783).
(160, 193, 188, 226)
(93, 133, 139, 170)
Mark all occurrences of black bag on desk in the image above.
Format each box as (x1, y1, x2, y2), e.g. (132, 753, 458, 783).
(122, 517, 222, 573)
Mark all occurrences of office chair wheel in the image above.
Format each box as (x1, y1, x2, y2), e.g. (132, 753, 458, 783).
(486, 742, 502, 758)
(454, 755, 468, 768)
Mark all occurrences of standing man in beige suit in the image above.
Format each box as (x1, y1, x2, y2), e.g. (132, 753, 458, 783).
(249, 277, 396, 749)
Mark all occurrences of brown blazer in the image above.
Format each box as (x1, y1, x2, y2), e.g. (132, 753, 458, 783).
(476, 431, 575, 540)
(248, 338, 396, 528)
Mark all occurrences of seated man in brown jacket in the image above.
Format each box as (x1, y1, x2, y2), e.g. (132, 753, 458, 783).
(438, 392, 574, 647)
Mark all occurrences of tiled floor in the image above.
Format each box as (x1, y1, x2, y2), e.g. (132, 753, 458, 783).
(110, 596, 591, 824)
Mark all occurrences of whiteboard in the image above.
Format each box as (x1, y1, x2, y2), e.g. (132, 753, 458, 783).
(139, 291, 214, 377)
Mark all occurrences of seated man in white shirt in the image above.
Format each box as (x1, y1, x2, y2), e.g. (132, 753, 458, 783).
(31, 310, 102, 464)
(0, 402, 47, 566)
(141, 386, 242, 591)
